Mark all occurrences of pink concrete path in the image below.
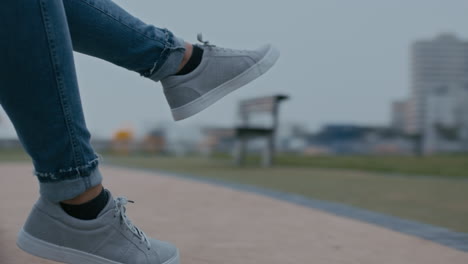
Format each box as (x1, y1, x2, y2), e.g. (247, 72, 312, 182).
(1, 162, 467, 264)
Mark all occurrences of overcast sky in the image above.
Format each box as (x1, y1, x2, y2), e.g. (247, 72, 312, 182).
(1, 0, 468, 139)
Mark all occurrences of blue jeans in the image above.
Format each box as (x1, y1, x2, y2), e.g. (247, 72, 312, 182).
(0, 0, 186, 202)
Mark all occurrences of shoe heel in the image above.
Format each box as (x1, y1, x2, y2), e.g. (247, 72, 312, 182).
(17, 228, 66, 262)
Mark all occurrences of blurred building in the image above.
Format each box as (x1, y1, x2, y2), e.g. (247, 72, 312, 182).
(141, 128, 166, 154)
(307, 124, 414, 155)
(278, 123, 310, 153)
(424, 85, 468, 153)
(391, 100, 412, 133)
(408, 33, 468, 153)
(112, 128, 134, 155)
(199, 128, 235, 155)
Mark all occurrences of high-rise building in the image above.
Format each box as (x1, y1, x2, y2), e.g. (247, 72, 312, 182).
(409, 34, 468, 153)
(391, 99, 412, 133)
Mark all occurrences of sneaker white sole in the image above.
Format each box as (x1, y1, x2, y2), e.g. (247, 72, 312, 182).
(171, 44, 280, 121)
(17, 229, 180, 264)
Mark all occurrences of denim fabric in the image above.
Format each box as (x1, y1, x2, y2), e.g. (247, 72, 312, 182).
(64, 0, 186, 81)
(0, 0, 185, 201)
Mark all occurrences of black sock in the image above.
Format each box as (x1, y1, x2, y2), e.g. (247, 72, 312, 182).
(60, 188, 109, 220)
(176, 45, 203, 75)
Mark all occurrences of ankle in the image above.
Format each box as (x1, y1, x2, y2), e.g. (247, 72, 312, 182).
(62, 184, 103, 205)
(177, 42, 193, 72)
(175, 44, 203, 76)
(60, 186, 109, 220)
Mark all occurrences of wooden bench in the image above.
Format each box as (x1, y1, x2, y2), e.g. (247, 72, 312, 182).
(234, 94, 289, 167)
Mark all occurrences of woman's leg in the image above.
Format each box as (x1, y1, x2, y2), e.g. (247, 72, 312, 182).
(63, 0, 186, 81)
(1, 3, 180, 262)
(62, 0, 280, 121)
(0, 0, 101, 202)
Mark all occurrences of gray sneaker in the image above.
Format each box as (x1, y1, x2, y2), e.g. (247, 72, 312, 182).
(161, 34, 280, 121)
(17, 191, 179, 264)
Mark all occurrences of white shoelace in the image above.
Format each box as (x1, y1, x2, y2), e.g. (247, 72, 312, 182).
(197, 33, 216, 47)
(114, 197, 151, 249)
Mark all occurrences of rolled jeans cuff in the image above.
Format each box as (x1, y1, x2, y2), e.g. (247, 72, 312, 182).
(148, 36, 186, 82)
(39, 167, 103, 202)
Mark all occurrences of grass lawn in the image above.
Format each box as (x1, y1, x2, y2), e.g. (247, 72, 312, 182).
(0, 148, 30, 162)
(105, 154, 468, 233)
(1, 148, 467, 233)
(276, 154, 468, 178)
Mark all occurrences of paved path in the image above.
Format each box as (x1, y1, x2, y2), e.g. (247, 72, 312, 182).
(1, 163, 467, 264)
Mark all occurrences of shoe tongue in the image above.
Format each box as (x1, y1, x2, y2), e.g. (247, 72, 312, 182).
(97, 189, 115, 218)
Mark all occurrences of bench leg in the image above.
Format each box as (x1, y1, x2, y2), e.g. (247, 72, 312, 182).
(234, 137, 247, 166)
(261, 136, 274, 167)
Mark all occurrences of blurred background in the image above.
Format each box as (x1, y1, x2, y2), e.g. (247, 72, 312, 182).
(1, 0, 467, 234)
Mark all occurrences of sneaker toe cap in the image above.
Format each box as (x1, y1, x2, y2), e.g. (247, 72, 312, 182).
(151, 239, 179, 263)
(250, 44, 273, 61)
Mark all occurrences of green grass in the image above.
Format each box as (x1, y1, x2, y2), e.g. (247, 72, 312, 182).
(0, 148, 30, 162)
(275, 154, 468, 178)
(105, 155, 468, 233)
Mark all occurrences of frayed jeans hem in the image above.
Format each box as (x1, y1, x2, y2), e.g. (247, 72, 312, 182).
(39, 166, 103, 202)
(35, 156, 100, 182)
(148, 35, 186, 82)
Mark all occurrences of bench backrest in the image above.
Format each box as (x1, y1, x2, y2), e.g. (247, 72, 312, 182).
(238, 94, 289, 128)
